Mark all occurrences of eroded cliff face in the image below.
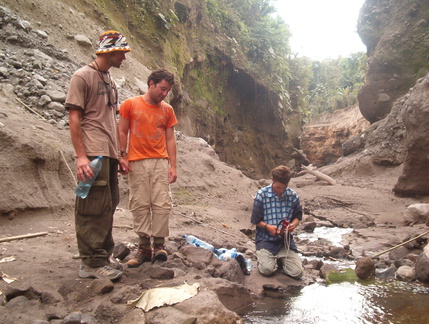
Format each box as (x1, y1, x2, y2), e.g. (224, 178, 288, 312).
(159, 0, 301, 178)
(394, 75, 429, 196)
(302, 106, 369, 167)
(1, 0, 302, 180)
(357, 0, 429, 123)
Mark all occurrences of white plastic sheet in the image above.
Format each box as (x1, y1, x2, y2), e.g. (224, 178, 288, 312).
(128, 282, 200, 312)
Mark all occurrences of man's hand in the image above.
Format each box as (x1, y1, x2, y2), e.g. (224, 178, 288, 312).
(168, 166, 177, 183)
(118, 157, 131, 175)
(287, 219, 299, 233)
(265, 224, 279, 236)
(76, 156, 92, 181)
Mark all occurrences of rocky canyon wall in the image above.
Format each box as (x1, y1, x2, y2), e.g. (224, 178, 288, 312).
(357, 0, 429, 123)
(342, 0, 429, 196)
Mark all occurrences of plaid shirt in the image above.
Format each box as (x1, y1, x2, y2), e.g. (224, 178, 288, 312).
(251, 184, 302, 255)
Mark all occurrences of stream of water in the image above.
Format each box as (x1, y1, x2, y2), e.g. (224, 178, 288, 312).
(241, 227, 429, 323)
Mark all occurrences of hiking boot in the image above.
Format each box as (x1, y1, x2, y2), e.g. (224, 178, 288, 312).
(153, 244, 168, 262)
(79, 264, 122, 280)
(127, 245, 152, 267)
(109, 256, 123, 271)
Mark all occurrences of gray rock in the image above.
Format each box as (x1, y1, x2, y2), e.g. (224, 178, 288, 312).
(214, 258, 245, 284)
(201, 277, 252, 311)
(89, 279, 114, 295)
(403, 204, 429, 225)
(163, 257, 188, 272)
(148, 265, 175, 279)
(388, 246, 410, 260)
(110, 286, 142, 304)
(396, 265, 415, 281)
(40, 291, 63, 305)
(415, 245, 429, 283)
(4, 295, 30, 307)
(180, 245, 214, 265)
(39, 94, 52, 106)
(0, 66, 9, 77)
(34, 30, 48, 39)
(47, 102, 65, 112)
(112, 243, 130, 260)
(33, 74, 47, 85)
(33, 60, 43, 69)
(74, 35, 92, 47)
(328, 246, 347, 259)
(61, 312, 96, 324)
(170, 289, 241, 323)
(302, 221, 317, 233)
(46, 90, 66, 102)
(144, 306, 194, 324)
(394, 258, 414, 268)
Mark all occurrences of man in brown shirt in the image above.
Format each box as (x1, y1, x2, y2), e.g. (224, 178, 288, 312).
(65, 31, 130, 280)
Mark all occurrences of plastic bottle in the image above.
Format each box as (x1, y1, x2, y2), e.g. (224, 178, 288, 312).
(75, 156, 103, 199)
(217, 248, 237, 261)
(244, 257, 253, 272)
(183, 235, 214, 251)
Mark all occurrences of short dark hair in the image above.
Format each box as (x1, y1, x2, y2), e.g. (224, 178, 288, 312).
(271, 165, 291, 186)
(147, 68, 175, 87)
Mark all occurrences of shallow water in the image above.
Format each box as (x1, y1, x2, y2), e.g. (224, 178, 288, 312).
(297, 226, 353, 246)
(241, 280, 429, 323)
(242, 226, 429, 323)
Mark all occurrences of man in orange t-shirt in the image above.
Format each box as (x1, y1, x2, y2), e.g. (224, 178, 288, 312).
(118, 69, 177, 266)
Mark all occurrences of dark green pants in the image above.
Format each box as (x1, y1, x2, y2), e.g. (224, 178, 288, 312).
(74, 157, 119, 267)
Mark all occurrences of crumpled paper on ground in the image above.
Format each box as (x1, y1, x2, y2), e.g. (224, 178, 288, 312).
(127, 282, 200, 312)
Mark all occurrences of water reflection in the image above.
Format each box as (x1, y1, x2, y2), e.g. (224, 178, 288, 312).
(242, 281, 429, 323)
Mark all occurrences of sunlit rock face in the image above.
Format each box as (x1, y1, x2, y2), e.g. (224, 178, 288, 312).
(301, 106, 369, 167)
(357, 0, 429, 123)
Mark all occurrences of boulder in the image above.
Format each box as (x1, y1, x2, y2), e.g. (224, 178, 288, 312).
(388, 246, 410, 261)
(201, 277, 252, 312)
(415, 245, 429, 283)
(403, 204, 429, 225)
(180, 245, 214, 266)
(396, 265, 416, 282)
(394, 75, 429, 197)
(355, 257, 375, 280)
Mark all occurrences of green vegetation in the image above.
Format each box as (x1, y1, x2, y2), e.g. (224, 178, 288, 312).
(204, 0, 291, 99)
(203, 0, 366, 119)
(290, 52, 367, 119)
(188, 56, 229, 116)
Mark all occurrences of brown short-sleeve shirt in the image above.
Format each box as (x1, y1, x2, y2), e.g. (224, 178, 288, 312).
(65, 65, 119, 159)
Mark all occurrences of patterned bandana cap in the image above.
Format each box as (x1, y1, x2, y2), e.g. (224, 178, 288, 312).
(96, 30, 131, 54)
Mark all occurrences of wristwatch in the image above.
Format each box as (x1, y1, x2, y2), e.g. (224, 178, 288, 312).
(119, 150, 127, 158)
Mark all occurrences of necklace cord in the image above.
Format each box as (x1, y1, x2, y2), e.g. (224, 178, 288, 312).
(91, 61, 117, 106)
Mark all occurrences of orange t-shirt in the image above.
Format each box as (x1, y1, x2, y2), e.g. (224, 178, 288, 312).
(119, 96, 178, 161)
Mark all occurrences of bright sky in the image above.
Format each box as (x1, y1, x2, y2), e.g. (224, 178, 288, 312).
(273, 0, 366, 60)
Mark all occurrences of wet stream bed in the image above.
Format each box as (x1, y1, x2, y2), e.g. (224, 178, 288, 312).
(241, 227, 429, 323)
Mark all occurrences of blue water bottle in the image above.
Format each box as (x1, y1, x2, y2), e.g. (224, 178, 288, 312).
(75, 156, 102, 199)
(183, 235, 215, 251)
(217, 248, 238, 261)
